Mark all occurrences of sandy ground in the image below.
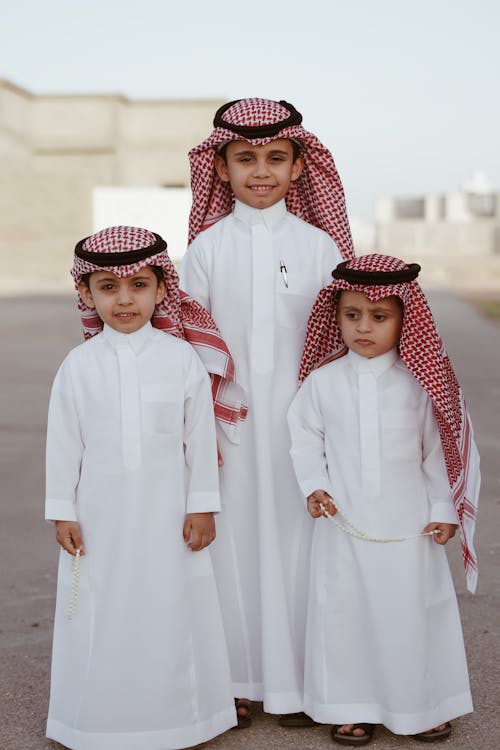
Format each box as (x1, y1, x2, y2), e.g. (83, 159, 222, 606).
(0, 291, 499, 750)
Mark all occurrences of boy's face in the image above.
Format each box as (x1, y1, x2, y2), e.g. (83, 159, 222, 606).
(79, 267, 165, 334)
(214, 139, 303, 210)
(337, 290, 403, 359)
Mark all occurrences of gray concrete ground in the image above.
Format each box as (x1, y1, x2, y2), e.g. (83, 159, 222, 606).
(1, 291, 499, 750)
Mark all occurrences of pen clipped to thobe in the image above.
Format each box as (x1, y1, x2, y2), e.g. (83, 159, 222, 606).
(280, 260, 288, 288)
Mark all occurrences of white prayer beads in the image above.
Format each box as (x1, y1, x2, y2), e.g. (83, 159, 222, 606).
(67, 548, 81, 620)
(319, 503, 439, 543)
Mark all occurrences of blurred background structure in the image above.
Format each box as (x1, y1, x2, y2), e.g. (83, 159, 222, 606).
(2, 77, 499, 293)
(376, 172, 500, 291)
(0, 78, 221, 291)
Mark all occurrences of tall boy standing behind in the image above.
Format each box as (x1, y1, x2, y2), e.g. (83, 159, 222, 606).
(179, 98, 354, 724)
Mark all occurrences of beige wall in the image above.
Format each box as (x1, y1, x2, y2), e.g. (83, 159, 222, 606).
(0, 79, 223, 293)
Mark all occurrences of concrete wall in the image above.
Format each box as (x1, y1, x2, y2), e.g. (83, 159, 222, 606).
(0, 79, 223, 293)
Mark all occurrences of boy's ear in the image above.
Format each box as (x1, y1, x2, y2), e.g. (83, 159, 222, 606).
(291, 154, 304, 182)
(155, 279, 166, 305)
(214, 154, 230, 183)
(78, 281, 95, 309)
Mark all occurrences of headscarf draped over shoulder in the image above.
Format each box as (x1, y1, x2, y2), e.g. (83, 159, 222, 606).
(188, 97, 355, 260)
(299, 253, 480, 593)
(72, 225, 247, 439)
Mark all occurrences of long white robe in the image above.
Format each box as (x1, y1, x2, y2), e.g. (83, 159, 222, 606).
(287, 348, 473, 734)
(179, 198, 343, 712)
(45, 322, 236, 750)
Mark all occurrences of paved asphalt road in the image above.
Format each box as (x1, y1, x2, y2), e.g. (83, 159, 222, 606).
(1, 291, 499, 750)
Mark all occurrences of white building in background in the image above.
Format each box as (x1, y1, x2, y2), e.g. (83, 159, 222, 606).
(376, 173, 500, 259)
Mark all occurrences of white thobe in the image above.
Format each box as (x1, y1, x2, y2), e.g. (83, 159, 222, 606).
(45, 322, 236, 750)
(287, 348, 473, 734)
(179, 199, 343, 712)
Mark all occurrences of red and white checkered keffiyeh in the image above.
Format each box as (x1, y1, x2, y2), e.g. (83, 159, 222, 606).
(71, 225, 247, 435)
(299, 253, 479, 592)
(188, 98, 354, 260)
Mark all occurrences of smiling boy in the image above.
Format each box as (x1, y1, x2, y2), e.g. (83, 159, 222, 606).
(45, 226, 240, 750)
(179, 98, 354, 726)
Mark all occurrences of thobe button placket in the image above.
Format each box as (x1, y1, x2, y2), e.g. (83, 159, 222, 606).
(250, 212, 274, 374)
(117, 342, 142, 470)
(358, 363, 380, 498)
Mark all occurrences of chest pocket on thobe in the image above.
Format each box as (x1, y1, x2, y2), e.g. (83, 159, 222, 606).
(275, 273, 315, 329)
(141, 385, 183, 435)
(381, 410, 420, 460)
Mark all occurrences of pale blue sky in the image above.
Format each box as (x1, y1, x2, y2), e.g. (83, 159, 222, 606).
(1, 0, 498, 220)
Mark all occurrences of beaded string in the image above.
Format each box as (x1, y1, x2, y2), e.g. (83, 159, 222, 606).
(319, 503, 439, 543)
(67, 548, 81, 620)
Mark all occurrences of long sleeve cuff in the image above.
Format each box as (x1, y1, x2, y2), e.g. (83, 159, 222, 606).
(45, 498, 78, 522)
(186, 491, 221, 514)
(429, 501, 458, 525)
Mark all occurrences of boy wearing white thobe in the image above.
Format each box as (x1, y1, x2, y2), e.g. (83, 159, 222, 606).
(288, 254, 479, 745)
(180, 98, 354, 723)
(45, 226, 239, 750)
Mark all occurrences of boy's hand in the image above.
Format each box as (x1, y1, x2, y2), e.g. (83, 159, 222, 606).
(422, 522, 457, 545)
(55, 521, 85, 556)
(217, 442, 224, 468)
(307, 490, 336, 519)
(183, 513, 216, 551)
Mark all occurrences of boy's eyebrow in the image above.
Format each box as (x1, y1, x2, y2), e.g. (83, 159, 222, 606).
(230, 147, 290, 157)
(94, 275, 118, 283)
(340, 304, 397, 313)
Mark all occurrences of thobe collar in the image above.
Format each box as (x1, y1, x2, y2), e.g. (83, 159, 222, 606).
(347, 347, 399, 378)
(233, 198, 287, 230)
(102, 321, 154, 354)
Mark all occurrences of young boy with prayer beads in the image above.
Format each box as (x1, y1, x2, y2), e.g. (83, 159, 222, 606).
(287, 254, 479, 745)
(179, 97, 354, 727)
(44, 225, 245, 750)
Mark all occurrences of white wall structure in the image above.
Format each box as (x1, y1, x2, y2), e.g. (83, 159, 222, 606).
(375, 174, 500, 289)
(376, 173, 500, 258)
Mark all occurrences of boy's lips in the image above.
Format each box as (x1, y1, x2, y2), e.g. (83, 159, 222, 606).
(355, 339, 374, 346)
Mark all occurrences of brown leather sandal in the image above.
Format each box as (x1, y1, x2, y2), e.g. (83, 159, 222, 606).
(331, 723, 375, 745)
(413, 722, 451, 742)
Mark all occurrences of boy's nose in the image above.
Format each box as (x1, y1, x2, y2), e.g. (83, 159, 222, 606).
(117, 287, 133, 304)
(356, 315, 371, 331)
(252, 159, 271, 177)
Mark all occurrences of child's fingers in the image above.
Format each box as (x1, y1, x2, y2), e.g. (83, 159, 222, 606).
(217, 444, 224, 468)
(196, 530, 215, 551)
(182, 517, 192, 543)
(71, 527, 85, 556)
(321, 500, 337, 516)
(55, 522, 84, 556)
(188, 525, 203, 551)
(423, 522, 456, 545)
